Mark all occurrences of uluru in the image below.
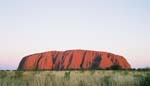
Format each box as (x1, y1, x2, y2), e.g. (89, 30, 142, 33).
(18, 50, 131, 70)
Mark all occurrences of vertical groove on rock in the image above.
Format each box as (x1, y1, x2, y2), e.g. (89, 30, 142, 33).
(80, 51, 87, 68)
(52, 52, 59, 64)
(35, 53, 43, 70)
(61, 52, 66, 63)
(53, 52, 61, 70)
(52, 52, 59, 70)
(66, 52, 73, 69)
(56, 52, 63, 70)
(60, 51, 70, 69)
(61, 52, 66, 69)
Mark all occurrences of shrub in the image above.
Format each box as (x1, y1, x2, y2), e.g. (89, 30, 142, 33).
(137, 67, 150, 71)
(79, 69, 85, 73)
(109, 64, 122, 70)
(140, 73, 150, 86)
(64, 71, 71, 80)
(123, 71, 129, 75)
(78, 80, 84, 86)
(101, 76, 111, 86)
(0, 71, 7, 78)
(14, 71, 23, 78)
(90, 70, 95, 75)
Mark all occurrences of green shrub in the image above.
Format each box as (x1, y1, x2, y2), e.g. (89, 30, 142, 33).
(90, 70, 95, 75)
(78, 80, 84, 86)
(0, 71, 7, 78)
(109, 64, 122, 70)
(123, 71, 129, 75)
(140, 73, 150, 86)
(14, 71, 23, 78)
(80, 69, 85, 73)
(137, 67, 150, 71)
(64, 71, 71, 80)
(101, 76, 111, 86)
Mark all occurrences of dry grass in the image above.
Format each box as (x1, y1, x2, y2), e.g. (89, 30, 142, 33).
(0, 70, 149, 86)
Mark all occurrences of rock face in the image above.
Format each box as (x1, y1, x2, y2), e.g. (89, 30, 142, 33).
(18, 50, 131, 70)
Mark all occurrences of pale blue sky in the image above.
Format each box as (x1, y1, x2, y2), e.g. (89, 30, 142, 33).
(0, 0, 150, 70)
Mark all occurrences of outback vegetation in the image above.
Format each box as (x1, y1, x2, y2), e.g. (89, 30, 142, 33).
(0, 70, 150, 86)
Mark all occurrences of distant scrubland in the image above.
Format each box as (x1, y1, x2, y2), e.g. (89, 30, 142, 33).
(0, 70, 150, 86)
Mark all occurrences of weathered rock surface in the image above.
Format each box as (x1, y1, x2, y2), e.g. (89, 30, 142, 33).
(18, 50, 131, 70)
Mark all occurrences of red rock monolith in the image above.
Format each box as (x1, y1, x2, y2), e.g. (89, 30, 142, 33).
(18, 50, 131, 70)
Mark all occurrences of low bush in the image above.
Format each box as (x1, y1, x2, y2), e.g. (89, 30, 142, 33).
(64, 71, 71, 80)
(140, 73, 150, 86)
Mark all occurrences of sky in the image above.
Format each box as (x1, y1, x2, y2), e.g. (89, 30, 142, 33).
(0, 0, 150, 70)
